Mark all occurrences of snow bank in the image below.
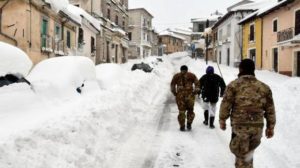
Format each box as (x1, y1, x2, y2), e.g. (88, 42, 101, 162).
(65, 5, 102, 31)
(44, 0, 69, 13)
(28, 56, 98, 97)
(0, 42, 32, 77)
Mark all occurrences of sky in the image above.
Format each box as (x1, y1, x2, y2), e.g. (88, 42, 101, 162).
(128, 0, 262, 32)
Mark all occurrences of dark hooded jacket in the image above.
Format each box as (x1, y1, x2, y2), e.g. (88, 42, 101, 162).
(199, 70, 226, 103)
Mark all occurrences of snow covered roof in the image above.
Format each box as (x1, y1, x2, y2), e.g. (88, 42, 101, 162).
(64, 5, 102, 32)
(0, 42, 32, 77)
(159, 30, 186, 40)
(191, 11, 223, 23)
(239, 0, 290, 24)
(44, 0, 69, 13)
(230, 0, 276, 11)
(28, 56, 96, 89)
(169, 28, 192, 36)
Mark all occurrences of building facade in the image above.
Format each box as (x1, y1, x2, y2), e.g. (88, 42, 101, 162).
(128, 8, 154, 59)
(158, 29, 185, 55)
(191, 11, 223, 58)
(0, 0, 78, 64)
(262, 0, 300, 76)
(71, 0, 129, 64)
(240, 14, 263, 69)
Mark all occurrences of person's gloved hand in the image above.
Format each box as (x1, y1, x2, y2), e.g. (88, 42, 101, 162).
(219, 120, 226, 130)
(265, 128, 274, 138)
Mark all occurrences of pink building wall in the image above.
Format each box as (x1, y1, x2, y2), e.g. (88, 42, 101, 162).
(262, 0, 300, 76)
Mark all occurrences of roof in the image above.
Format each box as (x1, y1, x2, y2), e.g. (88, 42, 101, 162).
(239, 0, 293, 24)
(159, 30, 186, 41)
(128, 8, 154, 18)
(169, 28, 192, 36)
(227, 0, 254, 12)
(191, 11, 223, 23)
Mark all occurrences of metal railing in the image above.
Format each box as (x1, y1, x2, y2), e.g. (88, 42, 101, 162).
(41, 34, 53, 52)
(54, 40, 64, 55)
(277, 27, 294, 42)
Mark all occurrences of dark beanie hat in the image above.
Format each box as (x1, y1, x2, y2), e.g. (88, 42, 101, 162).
(180, 65, 188, 71)
(239, 59, 255, 76)
(206, 66, 214, 74)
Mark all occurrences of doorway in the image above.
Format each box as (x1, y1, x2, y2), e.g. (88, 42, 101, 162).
(297, 51, 300, 77)
(273, 48, 278, 72)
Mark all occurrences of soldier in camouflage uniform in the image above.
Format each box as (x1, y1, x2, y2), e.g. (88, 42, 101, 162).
(171, 65, 200, 131)
(219, 59, 276, 168)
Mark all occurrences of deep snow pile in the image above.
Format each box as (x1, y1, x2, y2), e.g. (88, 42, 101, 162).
(0, 52, 299, 167)
(0, 54, 176, 167)
(0, 42, 32, 77)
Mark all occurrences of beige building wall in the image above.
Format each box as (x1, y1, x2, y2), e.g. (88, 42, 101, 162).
(262, 0, 300, 76)
(1, 0, 77, 65)
(128, 8, 154, 59)
(160, 35, 184, 54)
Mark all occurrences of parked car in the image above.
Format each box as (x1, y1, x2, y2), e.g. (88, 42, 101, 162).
(131, 62, 153, 73)
(27, 56, 100, 97)
(0, 42, 32, 88)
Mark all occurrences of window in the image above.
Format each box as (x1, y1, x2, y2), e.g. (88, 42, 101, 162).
(198, 24, 204, 32)
(78, 28, 84, 47)
(115, 15, 119, 25)
(249, 49, 256, 63)
(218, 29, 223, 41)
(122, 21, 125, 29)
(128, 32, 132, 41)
(91, 37, 95, 53)
(159, 37, 162, 43)
(295, 10, 300, 35)
(273, 19, 278, 32)
(107, 8, 111, 20)
(55, 24, 61, 40)
(249, 24, 255, 41)
(273, 48, 278, 72)
(41, 18, 48, 48)
(227, 24, 231, 36)
(67, 31, 71, 48)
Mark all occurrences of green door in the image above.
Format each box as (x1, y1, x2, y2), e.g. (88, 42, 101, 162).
(41, 19, 48, 48)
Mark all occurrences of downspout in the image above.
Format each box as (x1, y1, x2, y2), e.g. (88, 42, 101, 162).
(29, 0, 32, 48)
(0, 0, 18, 46)
(261, 18, 263, 69)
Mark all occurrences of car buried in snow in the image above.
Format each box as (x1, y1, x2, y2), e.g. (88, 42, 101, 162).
(0, 42, 32, 88)
(131, 62, 153, 73)
(27, 56, 100, 97)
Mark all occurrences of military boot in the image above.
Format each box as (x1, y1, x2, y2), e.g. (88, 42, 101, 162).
(187, 123, 192, 131)
(180, 125, 185, 131)
(209, 117, 215, 129)
(203, 110, 208, 125)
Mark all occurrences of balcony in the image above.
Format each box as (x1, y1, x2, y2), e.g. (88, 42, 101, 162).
(54, 40, 65, 56)
(41, 35, 53, 53)
(277, 27, 294, 43)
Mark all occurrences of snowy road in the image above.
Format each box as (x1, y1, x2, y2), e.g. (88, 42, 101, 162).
(0, 52, 299, 167)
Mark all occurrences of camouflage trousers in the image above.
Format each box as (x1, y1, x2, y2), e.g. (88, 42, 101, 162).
(176, 93, 195, 127)
(230, 126, 263, 168)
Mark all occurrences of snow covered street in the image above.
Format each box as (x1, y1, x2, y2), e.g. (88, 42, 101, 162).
(0, 52, 300, 167)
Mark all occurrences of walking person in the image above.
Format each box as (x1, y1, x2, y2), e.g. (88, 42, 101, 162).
(219, 59, 276, 168)
(198, 66, 226, 129)
(171, 65, 200, 131)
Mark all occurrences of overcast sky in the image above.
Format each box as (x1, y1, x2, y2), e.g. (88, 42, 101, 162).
(128, 0, 262, 32)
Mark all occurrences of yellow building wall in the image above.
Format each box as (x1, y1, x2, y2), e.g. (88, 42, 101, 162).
(242, 18, 263, 69)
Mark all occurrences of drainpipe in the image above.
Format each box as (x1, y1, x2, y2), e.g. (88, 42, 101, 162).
(29, 0, 32, 48)
(0, 0, 18, 46)
(261, 18, 263, 69)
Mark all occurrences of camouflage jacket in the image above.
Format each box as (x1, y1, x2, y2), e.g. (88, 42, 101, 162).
(219, 75, 276, 128)
(171, 72, 200, 95)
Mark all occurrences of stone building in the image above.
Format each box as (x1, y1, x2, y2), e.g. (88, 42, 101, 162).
(0, 0, 78, 64)
(70, 0, 129, 64)
(127, 8, 154, 59)
(158, 29, 185, 55)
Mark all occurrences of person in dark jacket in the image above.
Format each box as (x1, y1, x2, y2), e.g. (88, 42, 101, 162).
(199, 66, 226, 128)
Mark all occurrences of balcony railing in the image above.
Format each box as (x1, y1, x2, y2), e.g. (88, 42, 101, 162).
(41, 35, 53, 52)
(54, 40, 64, 55)
(277, 27, 294, 43)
